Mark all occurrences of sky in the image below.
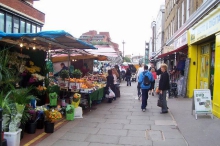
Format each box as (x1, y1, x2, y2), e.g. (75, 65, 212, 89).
(34, 0, 164, 56)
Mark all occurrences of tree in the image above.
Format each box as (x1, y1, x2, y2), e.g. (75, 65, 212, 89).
(124, 56, 131, 62)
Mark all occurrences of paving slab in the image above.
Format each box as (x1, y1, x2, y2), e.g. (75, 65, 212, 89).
(105, 119, 130, 124)
(127, 130, 146, 137)
(146, 130, 164, 141)
(118, 137, 152, 146)
(97, 128, 128, 136)
(149, 115, 173, 121)
(155, 120, 177, 126)
(84, 117, 107, 123)
(86, 134, 119, 144)
(68, 127, 100, 134)
(52, 140, 90, 146)
(76, 121, 99, 128)
(111, 111, 132, 116)
(130, 119, 154, 125)
(96, 123, 124, 129)
(151, 125, 178, 132)
(110, 108, 129, 112)
(88, 143, 124, 146)
(131, 111, 153, 116)
(127, 115, 150, 120)
(123, 124, 150, 131)
(162, 130, 184, 139)
(60, 132, 89, 141)
(105, 115, 128, 119)
(153, 139, 187, 146)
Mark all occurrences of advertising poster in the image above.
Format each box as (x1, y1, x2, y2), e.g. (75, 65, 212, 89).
(194, 89, 212, 113)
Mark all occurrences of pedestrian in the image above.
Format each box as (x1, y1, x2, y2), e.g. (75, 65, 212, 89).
(137, 63, 144, 99)
(138, 65, 154, 112)
(158, 63, 170, 114)
(125, 68, 131, 86)
(112, 68, 119, 100)
(106, 69, 114, 103)
(149, 67, 157, 96)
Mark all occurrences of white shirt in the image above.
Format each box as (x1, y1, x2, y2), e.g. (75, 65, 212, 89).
(113, 74, 117, 84)
(137, 67, 144, 80)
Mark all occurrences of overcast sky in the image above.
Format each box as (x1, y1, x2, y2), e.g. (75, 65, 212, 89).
(34, 0, 164, 56)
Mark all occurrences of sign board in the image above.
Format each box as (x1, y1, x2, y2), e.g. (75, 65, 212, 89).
(174, 32, 187, 49)
(192, 89, 213, 119)
(189, 5, 220, 44)
(162, 46, 174, 54)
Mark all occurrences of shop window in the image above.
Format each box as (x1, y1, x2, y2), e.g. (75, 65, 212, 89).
(13, 17, 19, 33)
(37, 26, 41, 32)
(20, 20, 25, 33)
(0, 12, 4, 32)
(26, 22, 31, 33)
(32, 24, 36, 33)
(201, 45, 209, 54)
(6, 14, 12, 33)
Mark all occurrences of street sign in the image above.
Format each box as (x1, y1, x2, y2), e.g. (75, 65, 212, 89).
(192, 89, 213, 119)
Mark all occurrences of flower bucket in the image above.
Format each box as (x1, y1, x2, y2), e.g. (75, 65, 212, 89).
(37, 118, 44, 129)
(49, 92, 58, 106)
(72, 99, 80, 108)
(4, 129, 22, 146)
(44, 121, 54, 133)
(66, 105, 75, 121)
(26, 121, 37, 134)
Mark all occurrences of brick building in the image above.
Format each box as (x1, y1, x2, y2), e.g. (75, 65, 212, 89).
(79, 30, 119, 52)
(0, 0, 45, 33)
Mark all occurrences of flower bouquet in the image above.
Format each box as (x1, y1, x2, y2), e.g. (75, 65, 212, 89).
(66, 104, 74, 121)
(71, 93, 81, 108)
(44, 109, 62, 123)
(36, 86, 47, 96)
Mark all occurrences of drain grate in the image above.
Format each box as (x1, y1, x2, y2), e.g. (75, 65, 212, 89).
(146, 130, 164, 141)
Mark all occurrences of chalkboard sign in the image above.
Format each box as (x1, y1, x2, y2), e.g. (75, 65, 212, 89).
(182, 58, 190, 97)
(192, 89, 213, 119)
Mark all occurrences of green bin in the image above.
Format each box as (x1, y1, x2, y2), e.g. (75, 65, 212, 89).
(66, 104, 75, 121)
(49, 92, 58, 106)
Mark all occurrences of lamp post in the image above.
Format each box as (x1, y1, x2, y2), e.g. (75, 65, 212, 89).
(122, 40, 125, 62)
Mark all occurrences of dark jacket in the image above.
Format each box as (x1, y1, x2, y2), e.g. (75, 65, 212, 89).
(125, 70, 131, 76)
(106, 75, 114, 88)
(54, 66, 69, 76)
(159, 71, 170, 91)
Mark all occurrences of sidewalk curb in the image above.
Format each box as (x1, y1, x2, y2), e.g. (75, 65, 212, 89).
(169, 110, 189, 146)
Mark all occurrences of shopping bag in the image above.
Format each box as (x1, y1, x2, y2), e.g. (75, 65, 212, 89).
(108, 88, 115, 98)
(157, 94, 163, 107)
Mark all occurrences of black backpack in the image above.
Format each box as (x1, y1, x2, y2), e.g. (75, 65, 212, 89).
(143, 71, 151, 86)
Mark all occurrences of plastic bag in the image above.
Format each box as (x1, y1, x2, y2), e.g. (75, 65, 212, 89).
(108, 88, 115, 98)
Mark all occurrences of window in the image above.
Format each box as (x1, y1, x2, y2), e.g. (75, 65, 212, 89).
(0, 12, 4, 32)
(6, 14, 12, 33)
(32, 24, 36, 33)
(37, 26, 41, 32)
(186, 0, 190, 20)
(13, 17, 19, 33)
(20, 20, 25, 33)
(26, 22, 31, 33)
(182, 2, 185, 25)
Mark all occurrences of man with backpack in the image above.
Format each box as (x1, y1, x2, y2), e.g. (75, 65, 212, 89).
(138, 65, 154, 112)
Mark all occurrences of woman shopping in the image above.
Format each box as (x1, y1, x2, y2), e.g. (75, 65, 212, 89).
(149, 68, 157, 96)
(106, 70, 115, 103)
(125, 68, 131, 86)
(158, 64, 170, 114)
(112, 68, 119, 100)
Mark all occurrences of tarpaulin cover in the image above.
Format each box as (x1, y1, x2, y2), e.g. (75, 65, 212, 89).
(0, 30, 96, 50)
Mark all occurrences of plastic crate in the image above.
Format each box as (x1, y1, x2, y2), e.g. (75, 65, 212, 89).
(4, 129, 22, 146)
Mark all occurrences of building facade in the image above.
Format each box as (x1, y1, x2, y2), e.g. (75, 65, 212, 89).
(162, 0, 220, 118)
(0, 0, 45, 33)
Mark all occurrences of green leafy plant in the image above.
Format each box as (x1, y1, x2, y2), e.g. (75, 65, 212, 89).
(72, 69, 82, 79)
(59, 70, 69, 81)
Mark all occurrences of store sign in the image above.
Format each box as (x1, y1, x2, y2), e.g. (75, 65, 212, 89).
(192, 89, 213, 119)
(174, 32, 187, 49)
(189, 6, 220, 44)
(163, 46, 174, 54)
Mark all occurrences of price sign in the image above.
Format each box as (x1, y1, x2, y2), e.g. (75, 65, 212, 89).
(192, 89, 213, 119)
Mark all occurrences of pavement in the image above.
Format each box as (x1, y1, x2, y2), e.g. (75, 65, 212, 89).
(35, 81, 220, 146)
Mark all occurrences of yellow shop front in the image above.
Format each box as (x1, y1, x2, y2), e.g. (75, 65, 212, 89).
(188, 5, 220, 118)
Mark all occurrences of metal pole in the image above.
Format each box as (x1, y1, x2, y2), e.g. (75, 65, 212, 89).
(122, 40, 125, 62)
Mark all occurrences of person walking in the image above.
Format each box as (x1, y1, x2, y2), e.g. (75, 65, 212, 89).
(137, 63, 144, 99)
(106, 70, 114, 103)
(112, 68, 119, 100)
(158, 63, 170, 114)
(149, 67, 157, 96)
(125, 68, 131, 86)
(138, 65, 154, 112)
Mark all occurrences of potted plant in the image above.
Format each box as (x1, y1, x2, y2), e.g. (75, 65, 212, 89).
(59, 70, 69, 81)
(66, 104, 74, 121)
(44, 109, 62, 133)
(71, 93, 81, 108)
(72, 69, 82, 79)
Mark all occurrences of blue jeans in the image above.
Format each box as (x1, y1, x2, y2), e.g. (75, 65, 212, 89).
(141, 89, 149, 109)
(126, 76, 131, 85)
(161, 90, 168, 112)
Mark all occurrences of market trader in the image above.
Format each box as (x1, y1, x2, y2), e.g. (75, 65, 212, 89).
(54, 62, 69, 77)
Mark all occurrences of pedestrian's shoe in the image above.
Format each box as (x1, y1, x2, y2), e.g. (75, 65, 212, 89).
(152, 92, 154, 96)
(160, 111, 168, 114)
(142, 109, 146, 112)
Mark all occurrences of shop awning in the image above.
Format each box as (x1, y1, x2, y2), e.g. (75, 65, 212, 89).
(0, 30, 96, 50)
(85, 45, 119, 57)
(157, 45, 187, 58)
